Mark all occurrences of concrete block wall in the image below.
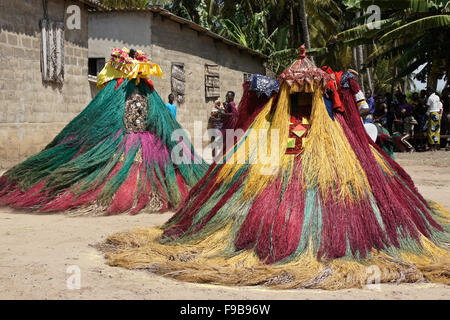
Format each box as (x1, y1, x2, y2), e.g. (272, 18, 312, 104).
(149, 14, 265, 152)
(0, 0, 91, 168)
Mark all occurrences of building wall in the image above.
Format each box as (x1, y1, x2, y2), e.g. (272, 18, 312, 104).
(87, 12, 152, 97)
(88, 12, 152, 59)
(0, 0, 91, 169)
(88, 12, 265, 157)
(150, 15, 265, 152)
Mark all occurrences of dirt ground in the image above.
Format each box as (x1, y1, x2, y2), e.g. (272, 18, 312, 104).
(0, 151, 449, 300)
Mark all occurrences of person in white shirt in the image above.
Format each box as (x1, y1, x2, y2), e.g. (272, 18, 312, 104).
(426, 87, 443, 151)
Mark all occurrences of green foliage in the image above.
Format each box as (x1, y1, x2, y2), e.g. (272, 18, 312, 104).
(100, 0, 173, 8)
(100, 0, 450, 89)
(332, 0, 450, 89)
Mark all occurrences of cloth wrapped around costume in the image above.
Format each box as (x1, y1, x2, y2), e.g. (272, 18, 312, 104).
(0, 47, 207, 215)
(341, 71, 370, 116)
(234, 74, 279, 132)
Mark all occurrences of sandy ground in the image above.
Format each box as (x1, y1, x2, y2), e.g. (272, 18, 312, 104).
(0, 151, 449, 300)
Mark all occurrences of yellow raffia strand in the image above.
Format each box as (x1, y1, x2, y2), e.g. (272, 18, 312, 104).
(214, 97, 273, 185)
(214, 82, 372, 202)
(370, 144, 394, 176)
(301, 88, 371, 202)
(242, 84, 292, 198)
(398, 235, 450, 285)
(213, 85, 295, 200)
(127, 62, 164, 85)
(103, 217, 449, 289)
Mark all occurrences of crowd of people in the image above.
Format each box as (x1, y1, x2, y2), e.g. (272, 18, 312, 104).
(164, 83, 450, 155)
(363, 86, 450, 152)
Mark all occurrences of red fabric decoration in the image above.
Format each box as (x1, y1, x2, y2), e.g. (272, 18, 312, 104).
(143, 79, 154, 92)
(114, 78, 124, 90)
(321, 66, 344, 113)
(285, 114, 309, 155)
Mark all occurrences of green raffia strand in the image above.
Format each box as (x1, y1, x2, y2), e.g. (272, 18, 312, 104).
(4, 78, 208, 208)
(164, 162, 182, 207)
(47, 133, 124, 194)
(99, 136, 140, 200)
(143, 82, 207, 185)
(278, 188, 322, 264)
(5, 80, 128, 189)
(223, 196, 254, 256)
(162, 172, 246, 244)
(369, 194, 386, 232)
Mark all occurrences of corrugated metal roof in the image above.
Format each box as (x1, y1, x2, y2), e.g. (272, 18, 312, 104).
(91, 6, 268, 60)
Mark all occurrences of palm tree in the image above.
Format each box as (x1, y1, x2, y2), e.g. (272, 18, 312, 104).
(334, 0, 450, 90)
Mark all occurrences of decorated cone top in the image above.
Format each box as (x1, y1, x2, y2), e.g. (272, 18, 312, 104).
(279, 45, 331, 91)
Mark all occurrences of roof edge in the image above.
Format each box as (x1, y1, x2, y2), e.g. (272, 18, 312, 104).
(78, 0, 107, 11)
(90, 6, 268, 60)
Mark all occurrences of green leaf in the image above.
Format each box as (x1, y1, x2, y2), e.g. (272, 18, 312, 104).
(379, 14, 450, 42)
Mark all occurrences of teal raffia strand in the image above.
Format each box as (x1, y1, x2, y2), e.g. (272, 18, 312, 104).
(0, 78, 208, 214)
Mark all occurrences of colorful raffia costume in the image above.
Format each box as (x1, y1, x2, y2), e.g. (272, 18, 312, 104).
(102, 47, 450, 289)
(0, 48, 207, 215)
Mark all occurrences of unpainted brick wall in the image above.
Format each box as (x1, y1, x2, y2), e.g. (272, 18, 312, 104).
(0, 0, 91, 168)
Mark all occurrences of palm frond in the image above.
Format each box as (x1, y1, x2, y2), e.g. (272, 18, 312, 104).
(379, 14, 450, 42)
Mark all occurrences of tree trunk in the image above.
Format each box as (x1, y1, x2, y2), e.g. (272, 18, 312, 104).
(298, 0, 310, 49)
(427, 58, 440, 91)
(391, 66, 397, 95)
(355, 12, 365, 91)
(365, 45, 374, 92)
(367, 68, 373, 92)
(446, 57, 450, 88)
(352, 47, 357, 70)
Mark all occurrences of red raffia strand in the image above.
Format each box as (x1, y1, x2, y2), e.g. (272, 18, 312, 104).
(318, 188, 385, 260)
(176, 171, 189, 202)
(130, 166, 152, 215)
(190, 171, 247, 235)
(269, 160, 305, 263)
(40, 162, 123, 212)
(106, 163, 140, 215)
(1, 180, 50, 209)
(162, 162, 229, 238)
(234, 176, 282, 253)
(338, 78, 442, 249)
(233, 82, 275, 132)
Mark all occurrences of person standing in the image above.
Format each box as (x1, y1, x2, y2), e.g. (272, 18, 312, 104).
(426, 87, 443, 151)
(221, 91, 238, 132)
(165, 93, 177, 119)
(441, 87, 450, 150)
(373, 94, 388, 128)
(364, 89, 375, 123)
(207, 99, 225, 158)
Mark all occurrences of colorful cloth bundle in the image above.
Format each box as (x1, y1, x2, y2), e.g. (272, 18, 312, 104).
(0, 48, 207, 215)
(102, 47, 450, 289)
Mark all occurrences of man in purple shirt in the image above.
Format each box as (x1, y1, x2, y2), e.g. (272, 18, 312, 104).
(364, 89, 375, 123)
(222, 91, 238, 131)
(397, 94, 414, 116)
